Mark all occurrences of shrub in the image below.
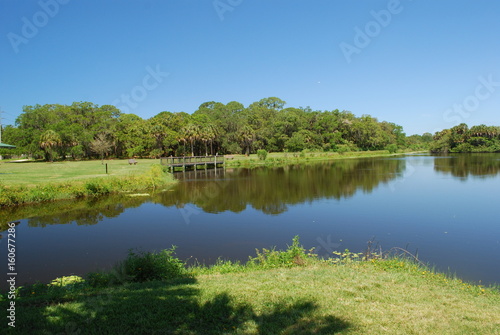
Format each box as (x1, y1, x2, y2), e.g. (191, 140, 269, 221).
(335, 144, 350, 154)
(85, 181, 111, 195)
(86, 271, 119, 288)
(248, 236, 313, 269)
(385, 144, 398, 153)
(30, 185, 58, 202)
(257, 149, 268, 161)
(451, 143, 473, 153)
(49, 275, 85, 288)
(117, 247, 186, 282)
(146, 164, 167, 189)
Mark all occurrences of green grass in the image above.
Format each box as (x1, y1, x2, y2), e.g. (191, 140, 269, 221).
(0, 160, 176, 207)
(225, 150, 426, 168)
(3, 238, 499, 334)
(0, 158, 161, 186)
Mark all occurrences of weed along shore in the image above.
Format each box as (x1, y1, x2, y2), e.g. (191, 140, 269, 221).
(2, 237, 499, 334)
(0, 159, 176, 207)
(224, 149, 426, 168)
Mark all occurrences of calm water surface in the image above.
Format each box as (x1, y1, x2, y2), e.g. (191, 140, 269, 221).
(1, 154, 499, 288)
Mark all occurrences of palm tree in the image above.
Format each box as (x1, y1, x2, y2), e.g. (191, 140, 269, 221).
(451, 123, 468, 143)
(237, 124, 255, 156)
(469, 124, 488, 138)
(150, 122, 166, 152)
(39, 129, 62, 162)
(176, 133, 187, 156)
(182, 123, 201, 156)
(200, 123, 217, 156)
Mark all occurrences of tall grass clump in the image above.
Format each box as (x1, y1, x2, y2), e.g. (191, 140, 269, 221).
(257, 149, 268, 160)
(190, 236, 317, 275)
(85, 246, 188, 287)
(84, 180, 111, 195)
(247, 236, 315, 269)
(115, 247, 187, 283)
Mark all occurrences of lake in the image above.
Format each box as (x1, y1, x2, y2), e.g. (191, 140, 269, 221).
(1, 153, 499, 288)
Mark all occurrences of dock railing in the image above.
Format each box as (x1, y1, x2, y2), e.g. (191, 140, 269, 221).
(160, 155, 225, 172)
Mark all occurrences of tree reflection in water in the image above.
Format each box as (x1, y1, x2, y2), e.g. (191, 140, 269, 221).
(156, 158, 405, 215)
(434, 153, 500, 179)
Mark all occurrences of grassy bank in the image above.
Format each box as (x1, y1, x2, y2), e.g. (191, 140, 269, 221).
(0, 159, 163, 186)
(0, 159, 175, 207)
(225, 149, 426, 168)
(3, 238, 499, 334)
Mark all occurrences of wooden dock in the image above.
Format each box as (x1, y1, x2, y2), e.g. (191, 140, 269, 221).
(160, 155, 225, 172)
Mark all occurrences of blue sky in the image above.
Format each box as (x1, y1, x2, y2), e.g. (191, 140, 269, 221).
(1, 0, 499, 135)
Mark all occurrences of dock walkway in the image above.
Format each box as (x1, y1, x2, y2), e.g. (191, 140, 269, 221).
(160, 155, 225, 172)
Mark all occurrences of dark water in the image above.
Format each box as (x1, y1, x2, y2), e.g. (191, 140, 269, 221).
(1, 154, 499, 288)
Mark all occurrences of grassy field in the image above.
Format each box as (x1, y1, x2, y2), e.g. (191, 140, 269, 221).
(0, 158, 162, 186)
(3, 249, 499, 334)
(0, 159, 175, 207)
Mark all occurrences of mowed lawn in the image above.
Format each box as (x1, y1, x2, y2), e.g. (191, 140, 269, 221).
(0, 159, 163, 187)
(10, 263, 500, 334)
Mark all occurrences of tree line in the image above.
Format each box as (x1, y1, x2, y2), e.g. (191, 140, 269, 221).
(2, 97, 433, 161)
(430, 123, 500, 153)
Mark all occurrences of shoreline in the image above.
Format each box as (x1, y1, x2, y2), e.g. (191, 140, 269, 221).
(2, 239, 499, 334)
(225, 150, 427, 168)
(0, 151, 426, 209)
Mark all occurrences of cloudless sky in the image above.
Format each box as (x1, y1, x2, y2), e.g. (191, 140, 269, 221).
(1, 0, 499, 135)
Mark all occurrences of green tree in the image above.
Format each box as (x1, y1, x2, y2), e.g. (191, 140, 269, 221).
(182, 123, 201, 156)
(430, 129, 452, 153)
(238, 124, 255, 156)
(39, 129, 62, 162)
(200, 123, 217, 155)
